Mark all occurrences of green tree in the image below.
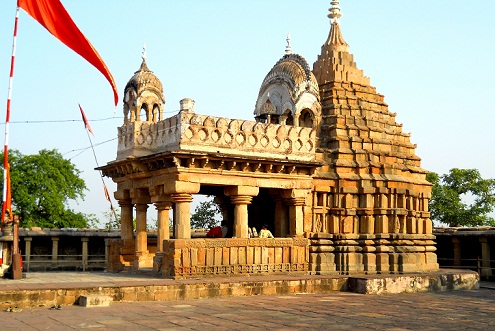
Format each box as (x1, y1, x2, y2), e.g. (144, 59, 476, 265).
(190, 197, 221, 229)
(427, 168, 495, 227)
(1, 149, 92, 228)
(102, 209, 121, 229)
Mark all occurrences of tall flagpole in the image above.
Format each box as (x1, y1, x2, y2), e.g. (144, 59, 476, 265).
(2, 7, 20, 224)
(80, 107, 119, 224)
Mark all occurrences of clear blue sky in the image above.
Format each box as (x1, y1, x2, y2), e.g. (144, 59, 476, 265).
(1, 1, 494, 225)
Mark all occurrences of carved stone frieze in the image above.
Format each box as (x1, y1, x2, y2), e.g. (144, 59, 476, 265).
(117, 112, 317, 162)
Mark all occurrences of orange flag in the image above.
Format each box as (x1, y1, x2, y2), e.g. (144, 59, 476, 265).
(17, 0, 119, 106)
(103, 183, 111, 202)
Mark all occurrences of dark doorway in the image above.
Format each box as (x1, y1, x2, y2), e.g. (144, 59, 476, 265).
(248, 189, 275, 234)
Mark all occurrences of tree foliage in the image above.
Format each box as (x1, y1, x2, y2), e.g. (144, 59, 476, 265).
(427, 168, 495, 227)
(102, 209, 121, 229)
(190, 197, 221, 229)
(1, 149, 92, 228)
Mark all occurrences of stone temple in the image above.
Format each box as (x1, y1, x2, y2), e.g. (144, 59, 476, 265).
(100, 1, 439, 278)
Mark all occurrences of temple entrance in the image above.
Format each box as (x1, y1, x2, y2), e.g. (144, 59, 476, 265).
(249, 189, 276, 236)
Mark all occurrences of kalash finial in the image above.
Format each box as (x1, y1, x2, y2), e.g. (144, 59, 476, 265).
(285, 33, 292, 55)
(328, 0, 342, 24)
(142, 43, 147, 61)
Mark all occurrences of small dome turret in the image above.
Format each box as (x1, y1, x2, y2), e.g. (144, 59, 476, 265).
(123, 48, 165, 124)
(254, 39, 321, 127)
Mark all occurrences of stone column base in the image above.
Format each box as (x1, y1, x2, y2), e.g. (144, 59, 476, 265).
(133, 250, 153, 270)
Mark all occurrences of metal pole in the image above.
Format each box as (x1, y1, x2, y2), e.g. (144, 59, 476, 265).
(2, 7, 19, 224)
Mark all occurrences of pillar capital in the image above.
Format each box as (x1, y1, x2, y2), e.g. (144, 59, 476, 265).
(224, 186, 259, 197)
(171, 193, 193, 203)
(118, 199, 134, 208)
(150, 184, 174, 204)
(285, 197, 306, 206)
(114, 188, 131, 201)
(154, 201, 173, 210)
(281, 188, 310, 200)
(163, 181, 200, 195)
(135, 203, 149, 212)
(229, 195, 253, 205)
(131, 188, 151, 205)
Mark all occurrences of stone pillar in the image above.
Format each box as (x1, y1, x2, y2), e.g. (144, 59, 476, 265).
(133, 203, 149, 270)
(135, 204, 149, 254)
(282, 189, 309, 237)
(171, 193, 193, 239)
(119, 199, 134, 254)
(51, 237, 59, 267)
(230, 196, 253, 238)
(294, 113, 300, 127)
(452, 236, 461, 267)
(82, 237, 89, 271)
(480, 237, 492, 278)
(286, 197, 306, 236)
(24, 237, 32, 272)
(225, 186, 259, 239)
(155, 201, 172, 252)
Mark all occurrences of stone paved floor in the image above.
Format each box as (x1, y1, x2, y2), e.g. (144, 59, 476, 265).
(2, 287, 495, 330)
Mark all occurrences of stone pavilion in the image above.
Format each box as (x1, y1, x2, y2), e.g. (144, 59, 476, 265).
(100, 1, 438, 278)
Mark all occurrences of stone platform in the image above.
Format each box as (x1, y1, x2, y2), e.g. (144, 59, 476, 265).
(0, 269, 478, 309)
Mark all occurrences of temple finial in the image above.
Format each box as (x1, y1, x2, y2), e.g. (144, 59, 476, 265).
(328, 1, 342, 24)
(285, 33, 292, 55)
(142, 43, 147, 61)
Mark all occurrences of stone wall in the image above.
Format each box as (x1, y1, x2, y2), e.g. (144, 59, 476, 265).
(435, 227, 495, 280)
(158, 237, 309, 279)
(17, 228, 122, 272)
(308, 233, 438, 275)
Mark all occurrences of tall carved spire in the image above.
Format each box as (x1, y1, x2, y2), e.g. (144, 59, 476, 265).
(326, 1, 349, 53)
(312, 1, 426, 185)
(313, 1, 368, 86)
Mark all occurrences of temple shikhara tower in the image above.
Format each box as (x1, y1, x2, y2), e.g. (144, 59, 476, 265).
(100, 1, 438, 278)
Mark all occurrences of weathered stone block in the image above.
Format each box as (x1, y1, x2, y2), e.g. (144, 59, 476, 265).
(79, 295, 112, 307)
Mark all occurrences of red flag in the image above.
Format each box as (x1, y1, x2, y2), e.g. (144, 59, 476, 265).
(103, 183, 111, 202)
(17, 0, 119, 106)
(79, 104, 94, 136)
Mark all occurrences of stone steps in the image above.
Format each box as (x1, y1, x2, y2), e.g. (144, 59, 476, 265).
(0, 270, 479, 309)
